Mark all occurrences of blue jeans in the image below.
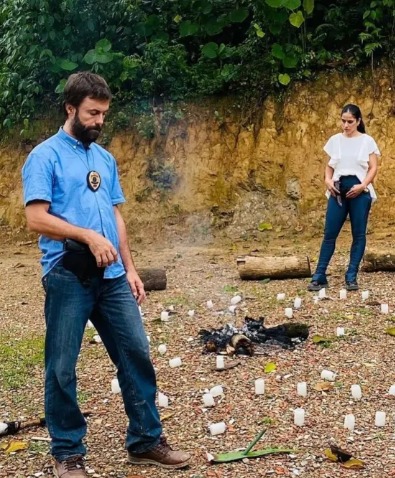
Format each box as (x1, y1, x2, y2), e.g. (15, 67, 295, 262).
(42, 265, 162, 460)
(312, 176, 372, 284)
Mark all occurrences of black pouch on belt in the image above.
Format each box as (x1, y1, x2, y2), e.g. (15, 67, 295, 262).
(62, 239, 104, 283)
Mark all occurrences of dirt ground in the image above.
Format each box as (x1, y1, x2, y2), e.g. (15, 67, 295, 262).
(1, 231, 395, 478)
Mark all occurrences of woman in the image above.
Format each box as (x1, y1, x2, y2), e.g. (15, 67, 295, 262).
(308, 104, 380, 292)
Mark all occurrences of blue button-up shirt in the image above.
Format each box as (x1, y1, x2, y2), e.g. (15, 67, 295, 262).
(22, 128, 126, 278)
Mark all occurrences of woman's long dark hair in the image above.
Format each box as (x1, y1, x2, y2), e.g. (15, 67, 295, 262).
(341, 104, 366, 133)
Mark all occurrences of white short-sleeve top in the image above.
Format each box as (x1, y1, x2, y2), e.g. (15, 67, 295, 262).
(324, 133, 380, 202)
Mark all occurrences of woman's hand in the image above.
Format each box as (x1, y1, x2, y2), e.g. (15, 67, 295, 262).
(346, 184, 366, 199)
(325, 178, 340, 197)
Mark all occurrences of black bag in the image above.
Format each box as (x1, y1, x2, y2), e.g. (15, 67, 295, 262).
(62, 239, 104, 283)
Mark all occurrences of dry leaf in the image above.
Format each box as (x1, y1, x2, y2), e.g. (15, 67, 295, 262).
(0, 440, 29, 453)
(314, 381, 334, 391)
(264, 362, 277, 373)
(342, 458, 365, 469)
(324, 448, 338, 462)
(160, 412, 175, 422)
(312, 335, 331, 344)
(386, 327, 395, 336)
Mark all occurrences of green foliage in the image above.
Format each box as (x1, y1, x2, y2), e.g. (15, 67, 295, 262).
(0, 0, 394, 130)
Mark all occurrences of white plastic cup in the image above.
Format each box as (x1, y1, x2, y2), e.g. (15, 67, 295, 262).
(389, 385, 395, 395)
(351, 384, 362, 400)
(362, 290, 369, 300)
(277, 293, 285, 301)
(169, 357, 182, 368)
(187, 310, 195, 317)
(375, 411, 386, 427)
(111, 378, 121, 394)
(285, 307, 293, 319)
(336, 327, 345, 337)
(209, 385, 224, 397)
(340, 289, 347, 300)
(230, 295, 242, 305)
(209, 422, 226, 436)
(294, 297, 302, 309)
(202, 393, 215, 407)
(321, 369, 336, 381)
(318, 288, 326, 299)
(160, 311, 169, 322)
(254, 378, 265, 395)
(381, 304, 389, 314)
(294, 408, 305, 426)
(344, 414, 355, 431)
(158, 344, 167, 355)
(158, 392, 169, 408)
(297, 382, 307, 397)
(216, 356, 225, 369)
(206, 300, 213, 308)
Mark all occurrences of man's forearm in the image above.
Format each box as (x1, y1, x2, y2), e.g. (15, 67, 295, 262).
(114, 206, 137, 273)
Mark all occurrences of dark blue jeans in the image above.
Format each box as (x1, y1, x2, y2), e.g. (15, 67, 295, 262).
(312, 176, 372, 284)
(42, 265, 162, 460)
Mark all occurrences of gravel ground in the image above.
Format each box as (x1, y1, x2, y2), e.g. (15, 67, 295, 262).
(1, 234, 395, 478)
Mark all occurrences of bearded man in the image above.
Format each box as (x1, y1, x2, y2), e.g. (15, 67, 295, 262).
(22, 72, 190, 477)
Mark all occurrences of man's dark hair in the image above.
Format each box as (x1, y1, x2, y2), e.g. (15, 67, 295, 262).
(63, 71, 112, 116)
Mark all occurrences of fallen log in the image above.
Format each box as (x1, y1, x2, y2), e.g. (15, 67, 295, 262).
(237, 255, 311, 280)
(138, 268, 167, 290)
(361, 250, 395, 272)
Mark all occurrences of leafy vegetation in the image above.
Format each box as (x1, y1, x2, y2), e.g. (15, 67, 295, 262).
(0, 0, 394, 130)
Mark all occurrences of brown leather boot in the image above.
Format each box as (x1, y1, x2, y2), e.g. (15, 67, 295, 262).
(53, 456, 87, 477)
(128, 436, 191, 469)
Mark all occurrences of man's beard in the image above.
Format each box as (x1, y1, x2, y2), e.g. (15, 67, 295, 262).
(71, 112, 101, 146)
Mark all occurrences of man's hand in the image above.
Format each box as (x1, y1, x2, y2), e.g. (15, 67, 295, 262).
(346, 184, 365, 199)
(86, 231, 118, 267)
(126, 271, 146, 305)
(325, 178, 340, 197)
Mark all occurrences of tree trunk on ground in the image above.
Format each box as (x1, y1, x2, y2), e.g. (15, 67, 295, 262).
(361, 251, 395, 272)
(237, 255, 311, 280)
(138, 268, 167, 290)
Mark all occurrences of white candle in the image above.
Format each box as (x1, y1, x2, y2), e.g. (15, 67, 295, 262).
(285, 307, 293, 319)
(209, 422, 226, 436)
(231, 295, 242, 305)
(294, 297, 302, 309)
(294, 408, 305, 426)
(340, 289, 347, 300)
(158, 344, 167, 355)
(187, 309, 195, 317)
(202, 393, 215, 407)
(362, 290, 369, 300)
(389, 385, 395, 395)
(210, 385, 224, 397)
(381, 304, 389, 314)
(228, 305, 237, 313)
(351, 384, 362, 400)
(375, 411, 386, 427)
(254, 378, 265, 395)
(277, 293, 285, 301)
(169, 357, 182, 368)
(160, 311, 169, 322)
(216, 356, 225, 369)
(336, 327, 345, 337)
(111, 378, 121, 394)
(321, 369, 336, 381)
(344, 414, 355, 431)
(158, 392, 169, 408)
(297, 382, 307, 397)
(318, 288, 326, 298)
